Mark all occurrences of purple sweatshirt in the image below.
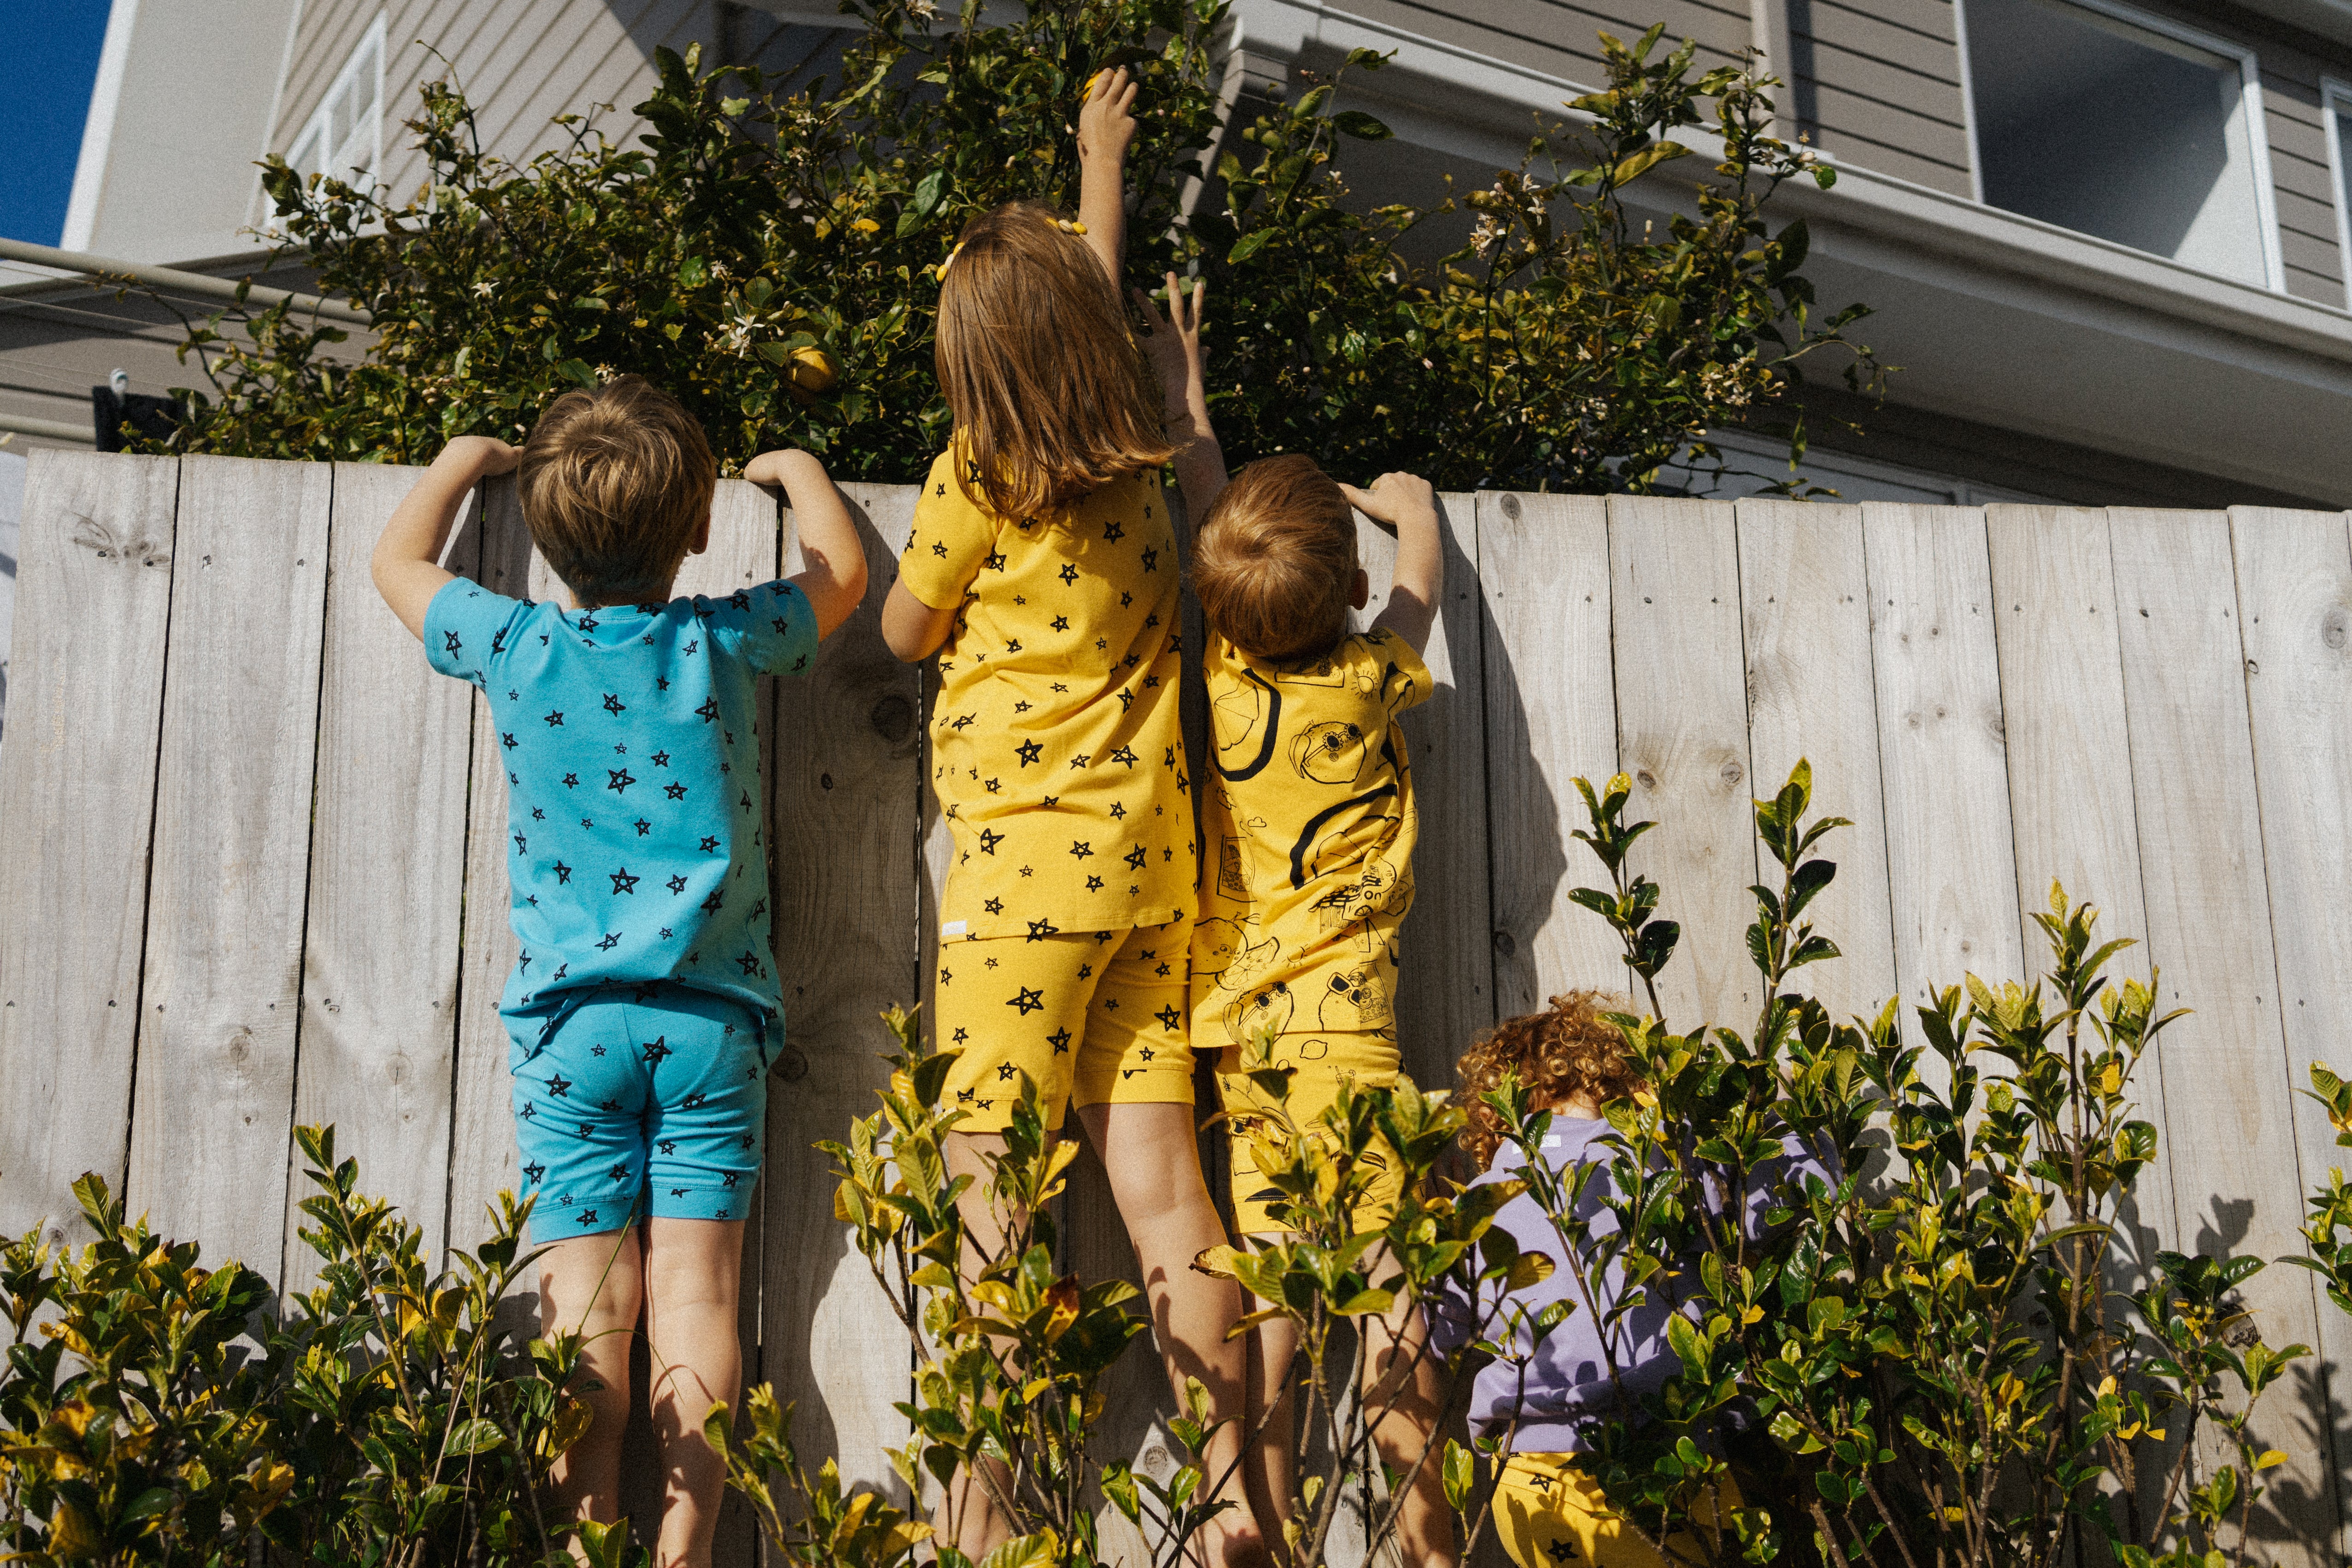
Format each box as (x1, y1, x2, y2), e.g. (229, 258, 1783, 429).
(1429, 1115, 1832, 1453)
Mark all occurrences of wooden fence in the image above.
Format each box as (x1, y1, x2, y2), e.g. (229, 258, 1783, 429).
(1, 450, 2349, 1562)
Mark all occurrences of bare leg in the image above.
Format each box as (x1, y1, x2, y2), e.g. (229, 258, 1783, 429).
(539, 1227, 645, 1553)
(640, 1216, 747, 1568)
(939, 1129, 1018, 1565)
(1245, 1314, 1301, 1562)
(1077, 1101, 1265, 1568)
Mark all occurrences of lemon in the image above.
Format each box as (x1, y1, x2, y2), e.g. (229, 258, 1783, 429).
(788, 346, 839, 397)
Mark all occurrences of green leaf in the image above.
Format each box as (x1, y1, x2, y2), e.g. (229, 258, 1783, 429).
(1228, 229, 1277, 266)
(1330, 111, 1393, 141)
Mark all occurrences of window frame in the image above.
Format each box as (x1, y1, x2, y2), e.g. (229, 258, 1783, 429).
(1955, 0, 2286, 293)
(285, 14, 388, 190)
(2320, 75, 2352, 303)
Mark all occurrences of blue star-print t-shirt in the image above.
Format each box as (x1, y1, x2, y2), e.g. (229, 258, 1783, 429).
(425, 576, 817, 1030)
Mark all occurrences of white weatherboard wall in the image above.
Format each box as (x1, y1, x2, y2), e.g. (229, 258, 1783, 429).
(0, 453, 2346, 1563)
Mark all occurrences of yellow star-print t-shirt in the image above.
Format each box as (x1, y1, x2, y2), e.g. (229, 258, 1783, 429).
(900, 450, 1196, 940)
(1191, 626, 1429, 1049)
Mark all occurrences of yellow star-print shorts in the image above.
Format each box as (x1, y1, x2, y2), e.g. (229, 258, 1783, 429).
(935, 918, 1195, 1132)
(1217, 1035, 1402, 1235)
(1494, 1451, 1741, 1568)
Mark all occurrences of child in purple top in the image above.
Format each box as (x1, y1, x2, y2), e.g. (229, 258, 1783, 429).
(1432, 992, 1832, 1568)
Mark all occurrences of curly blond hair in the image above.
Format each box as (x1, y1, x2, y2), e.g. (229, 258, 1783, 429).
(1455, 990, 1646, 1169)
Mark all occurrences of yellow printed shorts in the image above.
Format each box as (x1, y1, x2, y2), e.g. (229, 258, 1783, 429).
(1217, 1032, 1402, 1234)
(1495, 1451, 1740, 1568)
(935, 919, 1194, 1133)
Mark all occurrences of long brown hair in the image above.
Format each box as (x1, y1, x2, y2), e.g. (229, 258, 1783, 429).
(935, 201, 1174, 519)
(1455, 990, 1647, 1169)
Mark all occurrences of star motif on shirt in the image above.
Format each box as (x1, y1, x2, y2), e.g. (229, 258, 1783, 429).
(634, 818, 651, 836)
(1041, 795, 1060, 808)
(985, 550, 1006, 571)
(1007, 986, 1046, 1015)
(1141, 547, 1159, 571)
(659, 926, 673, 939)
(665, 782, 687, 800)
(1057, 563, 1079, 585)
(1109, 802, 1126, 819)
(563, 773, 579, 789)
(523, 1161, 546, 1182)
(696, 697, 719, 722)
(699, 836, 720, 853)
(513, 832, 528, 853)
(657, 677, 670, 690)
(651, 750, 670, 767)
(610, 867, 639, 894)
(1086, 875, 1104, 891)
(596, 932, 620, 951)
(1050, 615, 1070, 632)
(1103, 519, 1125, 542)
(547, 1074, 572, 1098)
(501, 732, 517, 750)
(1125, 846, 1149, 870)
(1110, 746, 1138, 768)
(531, 807, 546, 821)
(520, 1102, 536, 1119)
(1051, 681, 1068, 693)
(544, 711, 564, 726)
(1068, 755, 1089, 770)
(614, 742, 627, 755)
(1019, 865, 1034, 878)
(1120, 590, 1134, 608)
(1094, 638, 1108, 652)
(608, 768, 636, 793)
(553, 861, 573, 884)
(443, 630, 463, 654)
(703, 889, 726, 914)
(985, 777, 1002, 793)
(665, 874, 688, 894)
(1070, 840, 1094, 860)
(1016, 739, 1044, 767)
(1026, 917, 1059, 941)
(978, 828, 1005, 855)
(996, 1063, 1018, 1082)
(951, 712, 976, 730)
(983, 897, 1004, 915)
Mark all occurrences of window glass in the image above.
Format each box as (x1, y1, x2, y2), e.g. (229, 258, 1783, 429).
(1966, 0, 2270, 286)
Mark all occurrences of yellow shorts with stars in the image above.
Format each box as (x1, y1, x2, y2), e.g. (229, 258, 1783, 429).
(1494, 1452, 1740, 1568)
(1217, 1033, 1402, 1235)
(936, 918, 1194, 1133)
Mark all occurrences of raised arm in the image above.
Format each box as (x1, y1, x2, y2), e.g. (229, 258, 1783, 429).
(372, 435, 520, 640)
(744, 448, 868, 639)
(1076, 66, 1137, 288)
(1135, 272, 1227, 522)
(1343, 472, 1441, 655)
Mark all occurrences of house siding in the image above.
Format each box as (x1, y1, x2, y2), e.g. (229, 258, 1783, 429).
(1791, 0, 1974, 196)
(1329, 0, 1752, 92)
(263, 1, 820, 221)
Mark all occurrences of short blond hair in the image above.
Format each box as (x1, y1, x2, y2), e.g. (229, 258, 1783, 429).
(517, 375, 715, 604)
(1191, 455, 1357, 662)
(935, 201, 1175, 520)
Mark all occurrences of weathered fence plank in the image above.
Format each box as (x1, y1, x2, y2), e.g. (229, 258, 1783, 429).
(761, 480, 920, 1500)
(1355, 495, 1494, 1072)
(1862, 504, 2025, 1010)
(0, 451, 177, 1248)
(125, 455, 332, 1286)
(281, 464, 477, 1293)
(1606, 496, 1757, 1027)
(1474, 492, 1619, 1020)
(1734, 499, 1899, 1022)
(2225, 505, 2352, 1554)
(2109, 506, 2335, 1564)
(444, 477, 535, 1253)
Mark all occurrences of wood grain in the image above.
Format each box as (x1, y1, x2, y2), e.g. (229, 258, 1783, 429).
(1735, 499, 1899, 1022)
(762, 480, 920, 1499)
(1861, 504, 2025, 1012)
(127, 455, 332, 1284)
(2223, 505, 2352, 1557)
(281, 464, 476, 1294)
(1607, 496, 1758, 1028)
(0, 452, 178, 1248)
(1474, 491, 1620, 1022)
(2110, 507, 2334, 1565)
(1352, 493, 1494, 1077)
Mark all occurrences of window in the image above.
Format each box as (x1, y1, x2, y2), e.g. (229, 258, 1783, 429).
(286, 16, 385, 187)
(1962, 0, 2281, 289)
(2322, 79, 2352, 303)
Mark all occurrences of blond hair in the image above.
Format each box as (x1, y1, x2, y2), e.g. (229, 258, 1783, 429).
(1191, 454, 1358, 662)
(1454, 991, 1646, 1169)
(935, 201, 1174, 520)
(517, 376, 715, 605)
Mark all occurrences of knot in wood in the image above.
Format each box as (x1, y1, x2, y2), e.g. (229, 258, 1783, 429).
(1491, 929, 1517, 957)
(2324, 607, 2349, 651)
(870, 693, 914, 743)
(1500, 493, 1522, 522)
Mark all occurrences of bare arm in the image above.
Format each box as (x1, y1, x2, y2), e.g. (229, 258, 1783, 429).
(1076, 66, 1137, 288)
(744, 448, 869, 639)
(1135, 273, 1227, 522)
(882, 578, 959, 662)
(1343, 472, 1441, 654)
(371, 435, 520, 640)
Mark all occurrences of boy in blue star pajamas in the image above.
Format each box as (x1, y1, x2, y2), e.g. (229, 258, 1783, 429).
(373, 377, 867, 1568)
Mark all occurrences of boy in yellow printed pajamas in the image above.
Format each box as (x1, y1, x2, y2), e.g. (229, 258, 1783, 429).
(1138, 275, 1458, 1565)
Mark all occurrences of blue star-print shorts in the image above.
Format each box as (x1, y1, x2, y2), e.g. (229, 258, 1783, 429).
(504, 983, 769, 1238)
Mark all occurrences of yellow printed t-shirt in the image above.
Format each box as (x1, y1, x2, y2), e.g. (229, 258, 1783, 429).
(1191, 627, 1429, 1050)
(900, 450, 1195, 940)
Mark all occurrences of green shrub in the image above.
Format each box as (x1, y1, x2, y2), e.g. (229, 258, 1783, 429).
(149, 3, 1876, 494)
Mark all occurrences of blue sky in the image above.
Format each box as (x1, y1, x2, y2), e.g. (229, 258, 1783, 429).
(0, 3, 112, 245)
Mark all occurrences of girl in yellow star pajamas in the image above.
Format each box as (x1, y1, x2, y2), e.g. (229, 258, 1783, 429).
(876, 66, 1258, 1568)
